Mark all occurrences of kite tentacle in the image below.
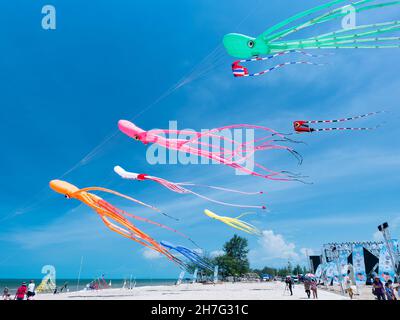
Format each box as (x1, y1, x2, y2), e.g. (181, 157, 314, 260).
(100, 216, 158, 252)
(313, 20, 400, 40)
(272, 37, 400, 50)
(313, 125, 381, 132)
(232, 50, 328, 77)
(265, 0, 357, 41)
(147, 177, 266, 209)
(146, 176, 190, 194)
(316, 1, 400, 25)
(161, 242, 212, 271)
(287, 44, 400, 50)
(95, 198, 200, 249)
(235, 212, 256, 219)
(118, 122, 305, 182)
(306, 111, 386, 124)
(96, 204, 184, 266)
(147, 125, 288, 149)
(115, 207, 198, 246)
(266, 0, 400, 43)
(179, 132, 300, 161)
(239, 61, 326, 77)
(295, 111, 385, 133)
(72, 186, 178, 220)
(50, 180, 186, 267)
(204, 209, 262, 236)
(115, 167, 266, 209)
(177, 183, 263, 195)
(186, 189, 266, 210)
(71, 187, 159, 211)
(260, 0, 348, 39)
(204, 143, 302, 182)
(272, 24, 400, 49)
(178, 126, 304, 181)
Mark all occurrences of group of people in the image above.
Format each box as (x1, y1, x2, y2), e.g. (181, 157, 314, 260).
(54, 281, 69, 294)
(372, 276, 399, 300)
(3, 280, 36, 300)
(284, 276, 319, 299)
(2, 280, 71, 300)
(285, 273, 400, 300)
(303, 278, 319, 299)
(87, 281, 100, 290)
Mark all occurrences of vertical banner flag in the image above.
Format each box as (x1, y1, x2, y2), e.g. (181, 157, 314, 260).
(321, 263, 329, 284)
(213, 265, 219, 283)
(315, 263, 324, 280)
(177, 270, 185, 285)
(339, 250, 349, 279)
(325, 262, 338, 285)
(192, 268, 198, 284)
(379, 240, 398, 283)
(352, 244, 367, 285)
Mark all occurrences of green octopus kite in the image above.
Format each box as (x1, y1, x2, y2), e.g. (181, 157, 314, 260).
(223, 0, 400, 77)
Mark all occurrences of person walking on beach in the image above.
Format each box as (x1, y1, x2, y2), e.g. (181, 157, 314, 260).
(395, 284, 400, 300)
(343, 272, 354, 299)
(14, 282, 27, 300)
(285, 276, 293, 296)
(60, 281, 68, 292)
(3, 287, 9, 300)
(304, 278, 311, 299)
(372, 276, 385, 300)
(311, 280, 318, 299)
(385, 281, 396, 300)
(27, 280, 35, 300)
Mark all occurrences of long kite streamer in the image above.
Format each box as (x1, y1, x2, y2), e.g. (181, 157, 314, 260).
(204, 209, 262, 236)
(293, 111, 384, 133)
(118, 121, 305, 182)
(49, 180, 195, 266)
(114, 166, 266, 209)
(160, 241, 214, 271)
(224, 0, 400, 76)
(232, 50, 329, 77)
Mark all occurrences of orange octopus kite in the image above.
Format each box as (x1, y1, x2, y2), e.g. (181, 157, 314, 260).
(49, 180, 188, 267)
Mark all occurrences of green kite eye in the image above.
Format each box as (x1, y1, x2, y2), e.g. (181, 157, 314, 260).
(247, 40, 255, 48)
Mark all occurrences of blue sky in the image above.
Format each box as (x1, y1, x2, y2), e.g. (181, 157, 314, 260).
(0, 0, 399, 279)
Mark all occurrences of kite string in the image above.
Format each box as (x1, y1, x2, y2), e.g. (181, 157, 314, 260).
(57, 0, 262, 177)
(7, 3, 261, 221)
(57, 46, 227, 180)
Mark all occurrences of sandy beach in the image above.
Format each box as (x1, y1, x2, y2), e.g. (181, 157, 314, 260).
(36, 281, 349, 300)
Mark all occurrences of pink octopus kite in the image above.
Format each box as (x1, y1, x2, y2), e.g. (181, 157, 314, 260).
(118, 121, 304, 182)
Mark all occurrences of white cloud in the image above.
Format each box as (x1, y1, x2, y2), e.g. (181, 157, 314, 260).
(142, 247, 162, 260)
(210, 250, 224, 258)
(249, 230, 322, 268)
(250, 230, 299, 263)
(300, 247, 315, 257)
